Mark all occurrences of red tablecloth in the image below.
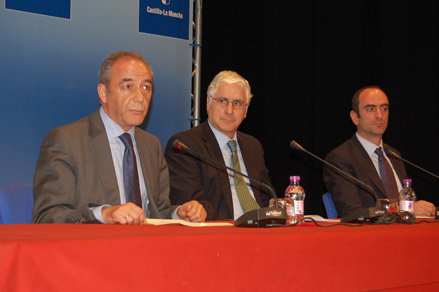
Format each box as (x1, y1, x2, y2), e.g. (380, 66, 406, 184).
(1, 222, 439, 291)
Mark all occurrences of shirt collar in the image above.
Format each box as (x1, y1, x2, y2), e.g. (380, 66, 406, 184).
(208, 120, 237, 150)
(100, 106, 135, 139)
(355, 132, 383, 157)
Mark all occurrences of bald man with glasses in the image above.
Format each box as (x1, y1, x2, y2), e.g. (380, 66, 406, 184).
(165, 71, 273, 220)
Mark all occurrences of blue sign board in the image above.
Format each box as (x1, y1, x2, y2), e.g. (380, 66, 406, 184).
(139, 0, 189, 40)
(0, 0, 192, 185)
(5, 0, 71, 19)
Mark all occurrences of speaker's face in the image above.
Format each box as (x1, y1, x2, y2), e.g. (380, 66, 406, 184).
(351, 88, 389, 144)
(207, 82, 248, 139)
(99, 56, 153, 131)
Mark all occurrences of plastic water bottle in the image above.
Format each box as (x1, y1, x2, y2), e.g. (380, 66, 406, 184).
(284, 175, 306, 224)
(399, 179, 416, 214)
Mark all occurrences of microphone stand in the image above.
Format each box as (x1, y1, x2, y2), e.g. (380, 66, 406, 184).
(385, 148, 439, 180)
(173, 139, 288, 227)
(385, 148, 439, 219)
(290, 140, 391, 223)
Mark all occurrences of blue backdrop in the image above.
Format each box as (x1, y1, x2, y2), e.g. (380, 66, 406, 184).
(0, 0, 193, 185)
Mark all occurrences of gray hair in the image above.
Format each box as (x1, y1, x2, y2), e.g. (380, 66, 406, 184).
(207, 71, 253, 105)
(98, 51, 154, 89)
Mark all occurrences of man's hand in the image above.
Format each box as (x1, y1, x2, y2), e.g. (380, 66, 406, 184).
(177, 200, 207, 222)
(102, 202, 147, 224)
(414, 200, 436, 217)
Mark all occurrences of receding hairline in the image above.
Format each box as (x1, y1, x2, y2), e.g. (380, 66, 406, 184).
(352, 85, 383, 113)
(98, 51, 154, 87)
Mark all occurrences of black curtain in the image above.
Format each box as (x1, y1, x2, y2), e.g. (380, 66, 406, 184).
(200, 0, 439, 216)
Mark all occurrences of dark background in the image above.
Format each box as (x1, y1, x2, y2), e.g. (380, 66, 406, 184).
(199, 0, 439, 216)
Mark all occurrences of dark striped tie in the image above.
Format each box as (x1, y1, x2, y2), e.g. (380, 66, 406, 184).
(375, 147, 399, 198)
(119, 133, 142, 207)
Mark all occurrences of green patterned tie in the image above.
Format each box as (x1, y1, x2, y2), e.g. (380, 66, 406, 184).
(227, 140, 260, 212)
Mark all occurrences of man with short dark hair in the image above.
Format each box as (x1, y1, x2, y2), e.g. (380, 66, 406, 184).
(165, 71, 272, 220)
(323, 86, 435, 218)
(33, 51, 206, 224)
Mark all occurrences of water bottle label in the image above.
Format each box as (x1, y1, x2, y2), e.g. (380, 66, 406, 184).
(286, 205, 294, 216)
(294, 201, 304, 215)
(399, 200, 414, 213)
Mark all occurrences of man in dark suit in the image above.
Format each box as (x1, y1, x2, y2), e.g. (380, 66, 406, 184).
(32, 51, 206, 224)
(323, 86, 435, 218)
(165, 71, 272, 220)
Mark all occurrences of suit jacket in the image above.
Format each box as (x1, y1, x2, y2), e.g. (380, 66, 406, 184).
(32, 109, 175, 223)
(164, 121, 272, 220)
(322, 135, 408, 218)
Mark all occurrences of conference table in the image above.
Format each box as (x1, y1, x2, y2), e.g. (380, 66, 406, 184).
(1, 220, 438, 291)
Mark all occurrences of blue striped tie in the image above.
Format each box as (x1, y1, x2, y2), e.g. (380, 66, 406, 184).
(119, 133, 142, 207)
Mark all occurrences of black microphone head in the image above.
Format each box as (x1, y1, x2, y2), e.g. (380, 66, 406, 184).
(172, 139, 181, 150)
(383, 147, 391, 156)
(172, 139, 190, 152)
(384, 147, 400, 159)
(289, 140, 304, 151)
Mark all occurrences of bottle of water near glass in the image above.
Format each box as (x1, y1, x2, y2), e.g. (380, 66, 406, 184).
(269, 175, 306, 224)
(382, 178, 416, 215)
(284, 175, 306, 224)
(399, 178, 416, 214)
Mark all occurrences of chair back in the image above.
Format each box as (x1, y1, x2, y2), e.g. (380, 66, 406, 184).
(322, 192, 338, 219)
(0, 183, 33, 224)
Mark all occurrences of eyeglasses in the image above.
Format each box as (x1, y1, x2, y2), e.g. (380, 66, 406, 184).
(209, 97, 249, 110)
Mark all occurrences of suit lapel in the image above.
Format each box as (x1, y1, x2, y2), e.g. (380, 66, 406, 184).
(385, 144, 407, 185)
(88, 110, 121, 204)
(201, 122, 235, 215)
(390, 158, 405, 184)
(351, 135, 386, 196)
(135, 128, 153, 205)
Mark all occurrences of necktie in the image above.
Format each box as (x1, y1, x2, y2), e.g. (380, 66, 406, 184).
(119, 133, 142, 207)
(227, 140, 260, 212)
(375, 147, 399, 198)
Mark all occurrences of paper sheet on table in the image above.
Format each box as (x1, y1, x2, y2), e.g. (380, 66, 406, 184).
(146, 219, 234, 227)
(304, 215, 340, 223)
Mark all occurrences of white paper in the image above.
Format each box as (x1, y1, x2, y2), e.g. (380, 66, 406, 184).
(146, 218, 234, 227)
(304, 215, 340, 223)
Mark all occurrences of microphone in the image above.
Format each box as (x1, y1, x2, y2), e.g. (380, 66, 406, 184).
(384, 148, 439, 180)
(172, 139, 288, 227)
(289, 140, 387, 223)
